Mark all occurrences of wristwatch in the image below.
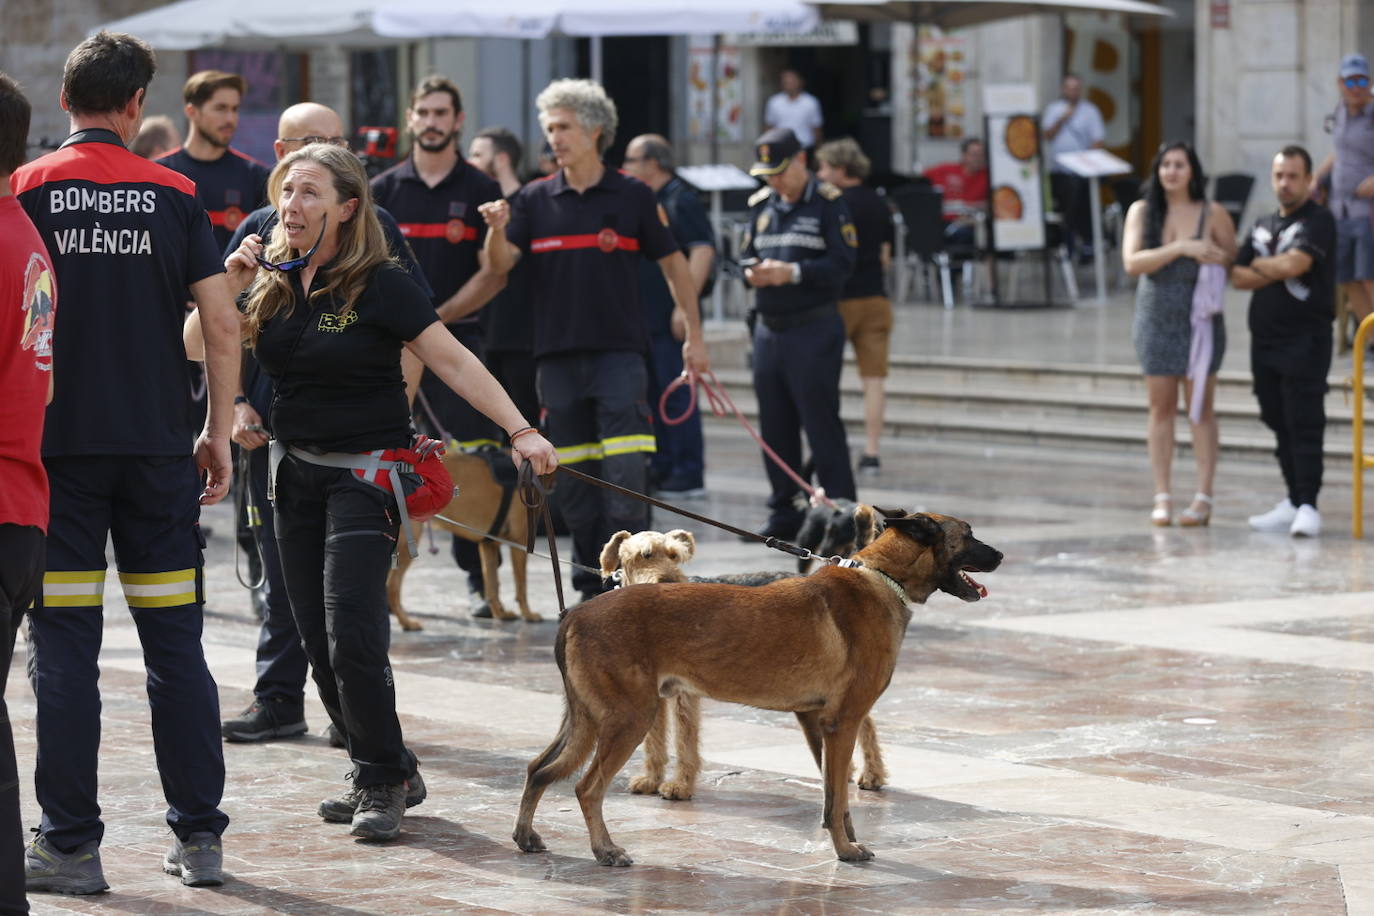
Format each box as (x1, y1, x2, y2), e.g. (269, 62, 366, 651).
(233, 395, 249, 405)
(789, 263, 802, 285)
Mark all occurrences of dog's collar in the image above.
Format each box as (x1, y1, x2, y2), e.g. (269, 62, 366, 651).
(859, 564, 911, 604)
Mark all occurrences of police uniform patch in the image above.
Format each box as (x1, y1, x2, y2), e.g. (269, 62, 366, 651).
(756, 212, 771, 235)
(818, 181, 842, 201)
(748, 187, 771, 208)
(841, 222, 859, 248)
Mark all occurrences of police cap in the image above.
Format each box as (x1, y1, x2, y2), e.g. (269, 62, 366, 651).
(749, 128, 801, 177)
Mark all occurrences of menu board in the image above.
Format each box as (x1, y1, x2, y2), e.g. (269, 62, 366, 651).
(984, 113, 1046, 252)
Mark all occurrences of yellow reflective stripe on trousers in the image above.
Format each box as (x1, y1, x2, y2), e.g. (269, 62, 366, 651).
(557, 442, 604, 465)
(602, 434, 657, 456)
(119, 569, 197, 608)
(42, 570, 106, 608)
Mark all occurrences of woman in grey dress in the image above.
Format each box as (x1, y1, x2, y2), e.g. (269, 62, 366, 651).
(1122, 142, 1236, 527)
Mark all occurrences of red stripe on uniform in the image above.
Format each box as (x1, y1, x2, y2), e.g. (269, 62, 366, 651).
(395, 222, 479, 241)
(530, 234, 640, 253)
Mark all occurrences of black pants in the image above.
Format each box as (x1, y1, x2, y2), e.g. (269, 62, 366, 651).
(246, 446, 308, 702)
(537, 351, 654, 595)
(647, 332, 705, 488)
(486, 349, 540, 435)
(1252, 334, 1331, 508)
(1050, 172, 1093, 252)
(418, 322, 497, 593)
(752, 312, 856, 525)
(1, 525, 42, 916)
(273, 455, 415, 786)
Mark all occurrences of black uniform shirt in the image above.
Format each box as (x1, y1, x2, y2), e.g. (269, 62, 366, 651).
(227, 202, 434, 422)
(1236, 200, 1337, 340)
(254, 262, 438, 452)
(156, 146, 270, 251)
(13, 129, 225, 457)
(507, 167, 679, 358)
(639, 176, 714, 338)
(370, 155, 502, 319)
(742, 176, 858, 316)
(839, 184, 893, 299)
(482, 188, 534, 356)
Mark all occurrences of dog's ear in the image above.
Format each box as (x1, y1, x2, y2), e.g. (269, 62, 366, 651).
(853, 504, 879, 549)
(599, 530, 632, 578)
(665, 529, 695, 563)
(872, 505, 909, 520)
(886, 514, 942, 546)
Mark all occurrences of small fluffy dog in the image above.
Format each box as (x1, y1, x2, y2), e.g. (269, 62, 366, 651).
(598, 507, 887, 801)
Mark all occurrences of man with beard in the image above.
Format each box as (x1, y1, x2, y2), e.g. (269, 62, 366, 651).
(157, 70, 269, 250)
(371, 75, 505, 616)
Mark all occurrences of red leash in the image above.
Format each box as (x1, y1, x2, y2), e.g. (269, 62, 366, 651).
(659, 368, 835, 509)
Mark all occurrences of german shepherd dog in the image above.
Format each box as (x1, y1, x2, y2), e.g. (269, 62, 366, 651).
(387, 446, 541, 630)
(598, 504, 887, 802)
(514, 510, 1002, 865)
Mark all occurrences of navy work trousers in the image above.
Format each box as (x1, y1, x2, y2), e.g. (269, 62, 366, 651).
(30, 455, 227, 852)
(1, 524, 42, 916)
(752, 312, 856, 525)
(647, 331, 705, 488)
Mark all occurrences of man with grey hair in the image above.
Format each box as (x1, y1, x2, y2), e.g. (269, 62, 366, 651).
(481, 80, 709, 602)
(623, 132, 714, 497)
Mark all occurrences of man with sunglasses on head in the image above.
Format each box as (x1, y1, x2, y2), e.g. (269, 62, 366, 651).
(13, 30, 241, 892)
(214, 102, 430, 747)
(1315, 53, 1374, 327)
(371, 75, 506, 617)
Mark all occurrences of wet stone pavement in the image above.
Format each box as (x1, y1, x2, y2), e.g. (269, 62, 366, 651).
(12, 298, 1374, 914)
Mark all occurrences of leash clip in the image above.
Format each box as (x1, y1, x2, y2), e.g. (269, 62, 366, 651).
(833, 556, 862, 569)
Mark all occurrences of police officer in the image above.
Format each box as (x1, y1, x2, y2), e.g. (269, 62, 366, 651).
(371, 75, 505, 616)
(742, 127, 858, 539)
(14, 30, 242, 892)
(216, 102, 432, 746)
(481, 79, 709, 603)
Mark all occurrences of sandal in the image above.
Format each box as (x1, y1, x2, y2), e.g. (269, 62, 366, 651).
(1151, 493, 1172, 527)
(1179, 493, 1213, 528)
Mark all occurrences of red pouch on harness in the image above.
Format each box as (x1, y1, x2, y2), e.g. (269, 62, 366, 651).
(351, 436, 455, 522)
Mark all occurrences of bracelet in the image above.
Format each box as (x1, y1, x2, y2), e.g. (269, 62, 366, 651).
(509, 426, 538, 445)
(233, 395, 249, 405)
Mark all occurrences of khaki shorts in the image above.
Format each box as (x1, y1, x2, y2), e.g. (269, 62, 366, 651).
(838, 295, 893, 377)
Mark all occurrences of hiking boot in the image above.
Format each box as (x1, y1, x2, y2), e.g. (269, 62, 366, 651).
(162, 831, 224, 887)
(221, 697, 307, 743)
(349, 782, 408, 841)
(319, 768, 427, 824)
(25, 835, 109, 895)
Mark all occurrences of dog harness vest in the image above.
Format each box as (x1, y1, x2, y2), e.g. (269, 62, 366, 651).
(743, 176, 858, 318)
(505, 167, 679, 358)
(156, 145, 270, 252)
(13, 129, 225, 458)
(370, 155, 501, 321)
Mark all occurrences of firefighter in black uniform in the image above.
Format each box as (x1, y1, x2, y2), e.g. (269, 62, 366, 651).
(370, 75, 506, 615)
(742, 127, 858, 539)
(481, 79, 709, 602)
(14, 31, 242, 892)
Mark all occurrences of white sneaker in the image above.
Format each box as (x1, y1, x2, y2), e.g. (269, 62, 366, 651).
(1290, 504, 1321, 538)
(1249, 498, 1297, 532)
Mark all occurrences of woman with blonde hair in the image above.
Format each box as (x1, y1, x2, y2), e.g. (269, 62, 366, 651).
(211, 143, 557, 841)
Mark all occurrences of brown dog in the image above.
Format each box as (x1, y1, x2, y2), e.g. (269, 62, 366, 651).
(598, 511, 888, 801)
(514, 510, 1002, 865)
(386, 447, 540, 630)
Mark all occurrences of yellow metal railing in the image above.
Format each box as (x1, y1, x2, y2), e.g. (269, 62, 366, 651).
(1354, 313, 1374, 538)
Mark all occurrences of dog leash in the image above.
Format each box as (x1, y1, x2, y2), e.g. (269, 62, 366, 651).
(658, 368, 836, 510)
(428, 511, 604, 578)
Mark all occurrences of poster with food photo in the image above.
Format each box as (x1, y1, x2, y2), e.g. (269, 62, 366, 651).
(915, 26, 968, 139)
(985, 113, 1046, 251)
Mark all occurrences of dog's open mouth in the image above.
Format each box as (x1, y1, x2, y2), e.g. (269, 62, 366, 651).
(958, 567, 988, 599)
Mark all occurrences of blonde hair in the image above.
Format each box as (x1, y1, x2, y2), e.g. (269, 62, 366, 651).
(536, 79, 617, 155)
(242, 144, 390, 344)
(815, 137, 871, 181)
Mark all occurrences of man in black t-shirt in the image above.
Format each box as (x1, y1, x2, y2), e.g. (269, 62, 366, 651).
(371, 75, 505, 615)
(624, 133, 715, 498)
(482, 80, 709, 602)
(1232, 146, 1337, 538)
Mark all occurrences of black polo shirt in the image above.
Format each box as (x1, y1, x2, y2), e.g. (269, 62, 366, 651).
(507, 167, 679, 358)
(227, 202, 435, 421)
(640, 176, 715, 338)
(13, 128, 225, 457)
(840, 184, 893, 299)
(254, 262, 438, 452)
(156, 146, 271, 251)
(482, 188, 534, 356)
(370, 155, 502, 320)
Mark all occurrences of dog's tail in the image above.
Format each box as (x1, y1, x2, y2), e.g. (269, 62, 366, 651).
(525, 626, 598, 788)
